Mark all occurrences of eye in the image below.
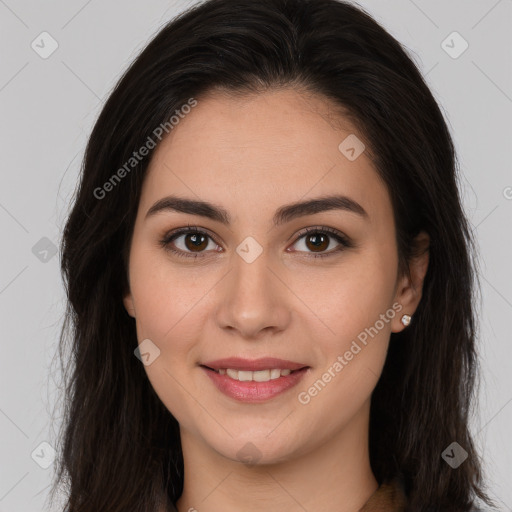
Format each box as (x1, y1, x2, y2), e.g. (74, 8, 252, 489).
(159, 225, 220, 259)
(159, 225, 353, 259)
(289, 226, 352, 259)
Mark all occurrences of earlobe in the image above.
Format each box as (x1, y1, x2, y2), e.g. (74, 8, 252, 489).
(123, 293, 136, 318)
(392, 231, 430, 333)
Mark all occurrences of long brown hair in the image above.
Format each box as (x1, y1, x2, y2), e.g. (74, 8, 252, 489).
(50, 0, 494, 510)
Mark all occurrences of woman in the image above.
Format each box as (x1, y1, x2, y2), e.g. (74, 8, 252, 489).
(51, 0, 494, 510)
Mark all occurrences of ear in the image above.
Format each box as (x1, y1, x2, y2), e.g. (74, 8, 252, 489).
(123, 292, 136, 318)
(391, 231, 430, 333)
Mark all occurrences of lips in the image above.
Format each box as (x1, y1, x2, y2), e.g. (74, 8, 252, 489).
(202, 365, 309, 402)
(199, 357, 311, 402)
(201, 357, 308, 372)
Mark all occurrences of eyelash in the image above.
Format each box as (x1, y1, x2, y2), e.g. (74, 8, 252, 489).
(159, 224, 353, 260)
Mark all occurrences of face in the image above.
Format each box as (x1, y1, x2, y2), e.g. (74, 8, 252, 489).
(123, 88, 427, 465)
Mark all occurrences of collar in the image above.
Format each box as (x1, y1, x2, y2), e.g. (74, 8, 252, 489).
(359, 477, 408, 512)
(167, 476, 408, 512)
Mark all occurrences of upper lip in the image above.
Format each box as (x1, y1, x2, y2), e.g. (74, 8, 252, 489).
(201, 357, 309, 371)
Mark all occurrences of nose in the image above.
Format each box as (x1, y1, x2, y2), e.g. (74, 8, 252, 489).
(214, 250, 292, 340)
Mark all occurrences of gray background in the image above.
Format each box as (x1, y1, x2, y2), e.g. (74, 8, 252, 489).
(0, 0, 511, 510)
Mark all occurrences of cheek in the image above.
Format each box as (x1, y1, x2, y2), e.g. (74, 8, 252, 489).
(128, 248, 207, 424)
(128, 243, 202, 342)
(306, 275, 393, 383)
(292, 248, 397, 390)
(293, 254, 396, 338)
(293, 266, 395, 427)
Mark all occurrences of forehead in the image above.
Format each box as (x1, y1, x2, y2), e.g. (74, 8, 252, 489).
(140, 88, 392, 227)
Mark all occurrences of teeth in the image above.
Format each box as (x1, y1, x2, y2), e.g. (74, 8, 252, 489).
(238, 370, 253, 382)
(216, 368, 295, 382)
(270, 368, 282, 379)
(226, 368, 238, 379)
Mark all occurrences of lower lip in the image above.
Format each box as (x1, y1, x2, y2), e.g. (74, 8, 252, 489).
(201, 366, 310, 403)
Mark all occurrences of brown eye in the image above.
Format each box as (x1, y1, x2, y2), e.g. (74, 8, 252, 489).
(304, 232, 330, 252)
(183, 232, 209, 252)
(290, 226, 352, 259)
(160, 225, 352, 260)
(160, 227, 220, 259)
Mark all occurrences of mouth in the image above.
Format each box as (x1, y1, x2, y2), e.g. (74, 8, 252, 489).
(199, 357, 310, 402)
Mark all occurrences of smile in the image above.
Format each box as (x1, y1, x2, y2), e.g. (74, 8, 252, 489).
(200, 365, 310, 402)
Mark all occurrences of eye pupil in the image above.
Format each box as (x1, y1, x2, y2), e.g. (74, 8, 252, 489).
(306, 233, 329, 252)
(185, 233, 208, 251)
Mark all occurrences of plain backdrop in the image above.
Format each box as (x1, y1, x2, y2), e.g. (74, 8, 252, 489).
(0, 0, 511, 510)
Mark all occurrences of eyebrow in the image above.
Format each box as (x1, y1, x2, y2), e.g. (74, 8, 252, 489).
(145, 194, 368, 226)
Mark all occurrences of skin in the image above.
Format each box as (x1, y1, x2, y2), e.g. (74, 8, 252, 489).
(123, 88, 429, 512)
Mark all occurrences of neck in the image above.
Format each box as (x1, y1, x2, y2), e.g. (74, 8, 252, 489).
(175, 399, 378, 512)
